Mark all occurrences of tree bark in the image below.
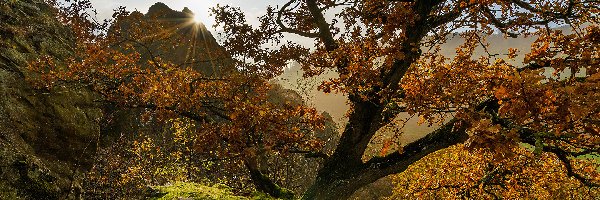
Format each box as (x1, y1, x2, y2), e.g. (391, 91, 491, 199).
(302, 101, 381, 199)
(302, 119, 469, 199)
(243, 154, 294, 199)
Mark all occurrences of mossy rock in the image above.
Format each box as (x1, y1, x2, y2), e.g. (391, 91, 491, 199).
(0, 181, 21, 200)
(0, 0, 100, 199)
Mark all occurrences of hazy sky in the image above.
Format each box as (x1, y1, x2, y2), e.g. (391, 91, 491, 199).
(88, 0, 285, 31)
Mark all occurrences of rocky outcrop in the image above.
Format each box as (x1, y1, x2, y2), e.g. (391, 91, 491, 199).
(110, 2, 234, 76)
(0, 0, 102, 199)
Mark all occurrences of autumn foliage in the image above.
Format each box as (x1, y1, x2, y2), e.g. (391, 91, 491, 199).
(28, 0, 327, 198)
(30, 0, 326, 156)
(209, 0, 600, 198)
(390, 144, 599, 199)
(27, 0, 600, 199)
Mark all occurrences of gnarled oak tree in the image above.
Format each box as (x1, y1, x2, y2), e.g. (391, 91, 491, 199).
(211, 0, 599, 199)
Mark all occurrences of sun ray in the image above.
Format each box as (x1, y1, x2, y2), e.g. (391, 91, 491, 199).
(131, 6, 217, 73)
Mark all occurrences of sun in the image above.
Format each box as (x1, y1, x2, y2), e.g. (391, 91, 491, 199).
(192, 14, 203, 24)
(182, 1, 212, 25)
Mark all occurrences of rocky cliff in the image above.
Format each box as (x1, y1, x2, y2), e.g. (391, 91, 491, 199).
(0, 0, 102, 199)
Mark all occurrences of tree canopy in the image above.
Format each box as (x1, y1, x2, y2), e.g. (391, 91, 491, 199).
(211, 0, 599, 198)
(28, 0, 599, 199)
(29, 1, 328, 198)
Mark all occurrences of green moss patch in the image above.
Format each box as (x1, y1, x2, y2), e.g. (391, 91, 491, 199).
(149, 182, 247, 200)
(149, 182, 279, 200)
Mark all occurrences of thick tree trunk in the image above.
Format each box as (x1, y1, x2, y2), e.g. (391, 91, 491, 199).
(302, 118, 469, 199)
(301, 100, 384, 200)
(297, 1, 454, 199)
(243, 153, 294, 199)
(302, 171, 366, 200)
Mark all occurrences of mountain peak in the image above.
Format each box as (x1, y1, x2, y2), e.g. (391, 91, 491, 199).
(182, 7, 193, 14)
(147, 2, 192, 19)
(148, 2, 171, 14)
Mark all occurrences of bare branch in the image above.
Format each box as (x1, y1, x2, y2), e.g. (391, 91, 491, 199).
(305, 0, 338, 51)
(289, 149, 330, 159)
(480, 6, 519, 38)
(361, 118, 468, 178)
(544, 146, 600, 187)
(275, 0, 320, 38)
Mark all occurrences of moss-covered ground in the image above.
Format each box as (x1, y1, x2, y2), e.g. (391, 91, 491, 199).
(149, 182, 276, 200)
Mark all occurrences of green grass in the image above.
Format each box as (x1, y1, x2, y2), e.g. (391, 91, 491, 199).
(577, 153, 600, 171)
(149, 182, 277, 200)
(520, 143, 599, 171)
(577, 154, 600, 162)
(149, 182, 246, 200)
